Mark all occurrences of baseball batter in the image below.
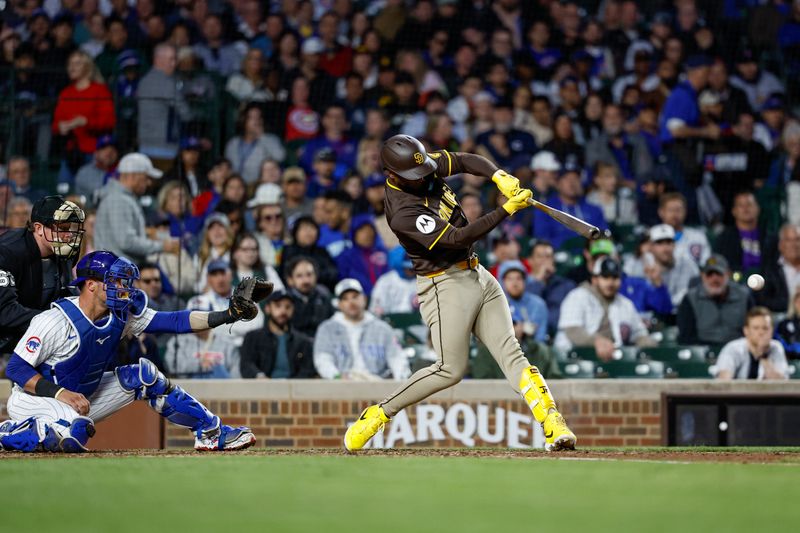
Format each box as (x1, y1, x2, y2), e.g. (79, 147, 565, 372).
(344, 135, 576, 451)
(0, 251, 271, 453)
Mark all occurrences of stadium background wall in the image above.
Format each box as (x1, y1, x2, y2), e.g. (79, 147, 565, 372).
(1, 381, 798, 450)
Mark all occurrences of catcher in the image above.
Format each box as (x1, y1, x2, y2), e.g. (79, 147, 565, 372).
(344, 135, 577, 451)
(0, 251, 272, 452)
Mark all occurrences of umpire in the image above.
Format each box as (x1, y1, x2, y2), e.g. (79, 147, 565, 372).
(0, 195, 85, 354)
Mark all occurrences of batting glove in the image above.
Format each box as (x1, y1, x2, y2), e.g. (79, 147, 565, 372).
(502, 188, 533, 216)
(491, 169, 522, 199)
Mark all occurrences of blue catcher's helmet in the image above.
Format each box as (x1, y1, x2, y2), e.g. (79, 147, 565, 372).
(71, 251, 141, 320)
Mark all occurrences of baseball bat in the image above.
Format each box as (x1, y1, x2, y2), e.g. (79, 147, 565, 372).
(526, 197, 602, 240)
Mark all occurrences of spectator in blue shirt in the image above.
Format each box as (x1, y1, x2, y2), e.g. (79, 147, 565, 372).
(533, 165, 607, 249)
(658, 54, 720, 144)
(499, 260, 549, 343)
(475, 98, 537, 173)
(299, 104, 358, 177)
(335, 214, 388, 296)
(525, 240, 576, 333)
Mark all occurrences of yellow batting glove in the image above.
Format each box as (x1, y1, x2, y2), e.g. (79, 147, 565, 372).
(502, 188, 533, 216)
(491, 169, 521, 199)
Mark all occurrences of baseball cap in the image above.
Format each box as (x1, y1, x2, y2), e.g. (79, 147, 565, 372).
(96, 134, 117, 150)
(265, 289, 293, 304)
(498, 260, 528, 280)
(204, 212, 230, 230)
(282, 166, 306, 184)
(363, 173, 385, 188)
(685, 54, 712, 69)
(301, 37, 325, 55)
(558, 162, 582, 178)
(651, 11, 673, 26)
(591, 257, 622, 278)
(334, 278, 364, 298)
(762, 95, 784, 112)
(698, 90, 721, 107)
(180, 136, 201, 150)
(531, 151, 561, 172)
(117, 153, 163, 178)
(117, 50, 140, 69)
(589, 239, 616, 257)
(247, 183, 282, 208)
(207, 259, 230, 274)
(736, 48, 757, 64)
(649, 224, 676, 242)
(702, 254, 730, 275)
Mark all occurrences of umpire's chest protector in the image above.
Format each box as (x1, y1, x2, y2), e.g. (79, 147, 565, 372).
(41, 298, 125, 397)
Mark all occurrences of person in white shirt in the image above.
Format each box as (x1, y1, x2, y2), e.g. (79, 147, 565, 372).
(657, 192, 711, 265)
(313, 279, 410, 381)
(369, 247, 418, 317)
(556, 257, 654, 361)
(716, 307, 789, 380)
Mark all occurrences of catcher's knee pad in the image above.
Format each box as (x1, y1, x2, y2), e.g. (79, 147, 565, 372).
(150, 385, 219, 434)
(519, 366, 556, 424)
(116, 358, 171, 400)
(0, 417, 93, 453)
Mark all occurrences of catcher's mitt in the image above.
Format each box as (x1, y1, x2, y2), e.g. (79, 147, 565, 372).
(229, 277, 274, 321)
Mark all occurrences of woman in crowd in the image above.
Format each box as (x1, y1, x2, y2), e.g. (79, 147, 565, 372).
(226, 48, 270, 103)
(257, 159, 282, 186)
(355, 137, 382, 178)
(230, 232, 284, 293)
(254, 203, 286, 268)
(221, 174, 249, 209)
(157, 181, 205, 251)
(586, 162, 638, 225)
(163, 137, 207, 198)
(280, 215, 339, 290)
(51, 50, 115, 183)
(224, 103, 286, 183)
(196, 213, 234, 292)
(544, 112, 584, 168)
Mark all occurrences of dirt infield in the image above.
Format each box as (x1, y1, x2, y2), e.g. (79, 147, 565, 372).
(3, 448, 800, 463)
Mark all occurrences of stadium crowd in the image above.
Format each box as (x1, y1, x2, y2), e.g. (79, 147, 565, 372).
(1, 0, 800, 381)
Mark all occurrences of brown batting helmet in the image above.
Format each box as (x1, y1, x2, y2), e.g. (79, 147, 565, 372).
(381, 135, 437, 181)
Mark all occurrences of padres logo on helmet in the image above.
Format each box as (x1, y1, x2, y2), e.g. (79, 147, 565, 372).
(413, 152, 424, 164)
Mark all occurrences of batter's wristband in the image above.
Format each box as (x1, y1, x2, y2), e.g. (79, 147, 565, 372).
(35, 378, 63, 398)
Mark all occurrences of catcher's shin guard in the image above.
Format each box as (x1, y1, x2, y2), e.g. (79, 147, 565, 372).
(519, 366, 557, 424)
(117, 358, 218, 433)
(0, 417, 94, 452)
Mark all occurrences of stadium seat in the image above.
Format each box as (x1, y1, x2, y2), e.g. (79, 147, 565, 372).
(559, 359, 596, 379)
(664, 361, 714, 378)
(788, 361, 800, 380)
(639, 345, 707, 363)
(567, 346, 639, 362)
(595, 360, 665, 379)
(383, 313, 423, 330)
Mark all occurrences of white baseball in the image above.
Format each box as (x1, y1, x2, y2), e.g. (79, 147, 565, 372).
(747, 274, 765, 291)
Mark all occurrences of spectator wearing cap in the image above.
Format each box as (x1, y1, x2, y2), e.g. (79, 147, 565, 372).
(0, 194, 84, 353)
(163, 136, 207, 198)
(240, 289, 316, 379)
(730, 48, 785, 113)
(556, 257, 655, 361)
(369, 247, 418, 317)
(585, 103, 653, 184)
(530, 151, 561, 200)
(224, 104, 286, 185)
(299, 104, 357, 177)
(95, 153, 180, 264)
(472, 302, 562, 379)
(313, 278, 410, 380)
(754, 95, 787, 152)
(137, 43, 193, 163)
(306, 147, 340, 199)
(335, 214, 388, 297)
(280, 216, 339, 291)
(5, 156, 46, 203)
(533, 165, 607, 249)
(659, 54, 720, 145)
(281, 166, 313, 222)
(74, 135, 119, 206)
(499, 260, 549, 343)
(475, 98, 538, 174)
(284, 255, 335, 337)
(247, 183, 285, 268)
(286, 37, 336, 111)
(677, 253, 754, 346)
(52, 50, 116, 183)
(194, 14, 245, 77)
(645, 223, 700, 308)
(714, 190, 775, 272)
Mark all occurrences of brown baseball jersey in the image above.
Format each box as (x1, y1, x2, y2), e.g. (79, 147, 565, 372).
(384, 150, 508, 275)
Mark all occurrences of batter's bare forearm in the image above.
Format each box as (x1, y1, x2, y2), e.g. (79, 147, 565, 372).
(452, 152, 499, 178)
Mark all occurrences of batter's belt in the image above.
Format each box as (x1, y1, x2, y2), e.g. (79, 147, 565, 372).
(423, 254, 479, 278)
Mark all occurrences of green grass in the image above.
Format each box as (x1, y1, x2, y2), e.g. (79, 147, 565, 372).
(1, 453, 798, 533)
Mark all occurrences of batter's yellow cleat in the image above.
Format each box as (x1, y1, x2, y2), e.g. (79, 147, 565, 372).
(543, 411, 577, 451)
(344, 404, 390, 452)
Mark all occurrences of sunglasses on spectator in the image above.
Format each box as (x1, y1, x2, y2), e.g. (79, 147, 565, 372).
(261, 213, 283, 222)
(140, 277, 161, 284)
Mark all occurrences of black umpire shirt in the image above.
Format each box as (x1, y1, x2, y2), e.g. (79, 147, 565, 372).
(0, 229, 73, 353)
(385, 150, 509, 275)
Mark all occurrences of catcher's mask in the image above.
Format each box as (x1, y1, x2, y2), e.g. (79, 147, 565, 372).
(72, 251, 141, 321)
(381, 135, 437, 182)
(30, 195, 85, 259)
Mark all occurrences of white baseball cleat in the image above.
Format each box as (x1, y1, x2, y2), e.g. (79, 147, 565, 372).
(194, 425, 256, 451)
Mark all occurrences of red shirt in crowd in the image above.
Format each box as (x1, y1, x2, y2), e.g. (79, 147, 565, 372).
(285, 105, 320, 142)
(51, 81, 116, 154)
